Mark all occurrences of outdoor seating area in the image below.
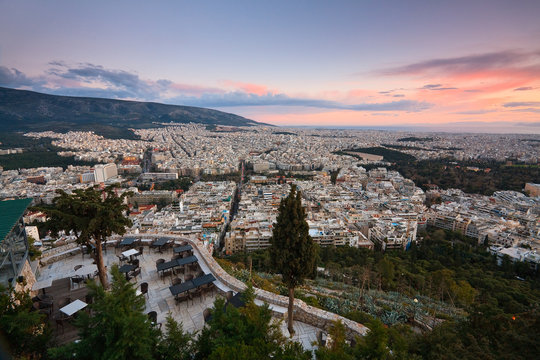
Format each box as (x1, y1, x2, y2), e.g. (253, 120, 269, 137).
(33, 236, 321, 349)
(34, 237, 223, 343)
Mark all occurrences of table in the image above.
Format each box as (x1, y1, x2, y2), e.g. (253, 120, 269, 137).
(192, 273, 216, 287)
(152, 238, 169, 248)
(169, 281, 195, 296)
(173, 244, 193, 254)
(119, 264, 136, 273)
(60, 299, 88, 316)
(177, 255, 198, 267)
(119, 237, 136, 247)
(118, 264, 137, 280)
(156, 260, 179, 273)
(73, 265, 97, 278)
(228, 292, 246, 308)
(169, 273, 215, 296)
(122, 248, 139, 260)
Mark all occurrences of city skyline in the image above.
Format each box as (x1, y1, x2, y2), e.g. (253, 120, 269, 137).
(1, 0, 540, 133)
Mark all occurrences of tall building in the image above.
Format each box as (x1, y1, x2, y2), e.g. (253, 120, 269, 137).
(94, 163, 118, 183)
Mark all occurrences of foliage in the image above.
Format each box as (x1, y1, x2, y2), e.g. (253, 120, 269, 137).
(38, 185, 133, 288)
(269, 185, 318, 334)
(195, 286, 311, 360)
(0, 286, 51, 359)
(155, 316, 193, 360)
(48, 266, 158, 360)
(26, 235, 42, 261)
(391, 159, 539, 195)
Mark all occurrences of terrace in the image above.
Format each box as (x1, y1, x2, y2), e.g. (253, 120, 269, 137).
(34, 237, 320, 349)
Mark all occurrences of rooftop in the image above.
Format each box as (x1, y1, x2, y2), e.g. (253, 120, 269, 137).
(0, 198, 32, 243)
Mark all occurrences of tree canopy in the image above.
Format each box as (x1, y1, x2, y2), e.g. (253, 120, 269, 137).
(269, 185, 318, 335)
(40, 185, 132, 288)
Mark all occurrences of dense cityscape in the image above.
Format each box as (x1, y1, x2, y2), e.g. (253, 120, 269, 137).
(2, 1, 540, 359)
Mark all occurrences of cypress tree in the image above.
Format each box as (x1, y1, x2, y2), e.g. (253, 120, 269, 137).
(270, 184, 317, 336)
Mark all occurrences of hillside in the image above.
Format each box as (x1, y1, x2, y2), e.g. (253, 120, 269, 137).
(0, 87, 263, 138)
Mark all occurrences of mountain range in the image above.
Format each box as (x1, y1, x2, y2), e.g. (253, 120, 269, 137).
(0, 87, 263, 138)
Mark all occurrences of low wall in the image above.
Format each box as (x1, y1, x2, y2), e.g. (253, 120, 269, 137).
(39, 233, 369, 339)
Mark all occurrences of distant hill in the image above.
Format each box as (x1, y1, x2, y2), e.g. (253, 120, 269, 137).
(0, 87, 263, 138)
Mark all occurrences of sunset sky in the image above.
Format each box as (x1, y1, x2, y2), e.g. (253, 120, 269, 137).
(1, 0, 539, 133)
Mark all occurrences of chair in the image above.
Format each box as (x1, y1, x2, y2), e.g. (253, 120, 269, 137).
(172, 254, 182, 261)
(175, 292, 191, 307)
(128, 268, 141, 281)
(117, 254, 127, 263)
(203, 282, 216, 297)
(140, 282, 149, 298)
(74, 264, 83, 271)
(136, 246, 144, 259)
(190, 287, 203, 303)
(130, 259, 140, 268)
(171, 277, 182, 286)
(182, 252, 190, 258)
(55, 313, 71, 334)
(147, 311, 157, 324)
(184, 274, 194, 282)
(156, 258, 165, 267)
(71, 276, 85, 289)
(189, 263, 200, 274)
(203, 308, 212, 323)
(225, 291, 233, 301)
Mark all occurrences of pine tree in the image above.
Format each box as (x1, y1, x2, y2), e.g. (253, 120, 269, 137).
(269, 184, 317, 336)
(40, 185, 132, 288)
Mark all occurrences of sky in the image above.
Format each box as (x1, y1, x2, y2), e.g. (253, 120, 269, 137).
(1, 0, 540, 133)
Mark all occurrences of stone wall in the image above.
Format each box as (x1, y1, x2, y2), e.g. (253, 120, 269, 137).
(14, 259, 37, 294)
(122, 233, 369, 339)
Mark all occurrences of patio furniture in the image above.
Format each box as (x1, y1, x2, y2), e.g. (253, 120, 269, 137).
(135, 246, 144, 259)
(118, 264, 136, 280)
(140, 282, 149, 298)
(130, 259, 140, 268)
(227, 292, 246, 309)
(128, 268, 141, 281)
(59, 299, 88, 316)
(151, 237, 169, 253)
(172, 277, 182, 286)
(174, 291, 192, 307)
(173, 244, 193, 255)
(71, 275, 85, 289)
(74, 265, 83, 271)
(203, 308, 212, 323)
(122, 248, 139, 261)
(117, 254, 128, 263)
(118, 237, 136, 247)
(184, 274, 194, 282)
(225, 291, 233, 302)
(147, 311, 157, 324)
(54, 313, 71, 334)
(190, 287, 203, 302)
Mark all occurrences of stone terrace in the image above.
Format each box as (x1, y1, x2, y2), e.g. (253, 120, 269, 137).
(36, 238, 321, 349)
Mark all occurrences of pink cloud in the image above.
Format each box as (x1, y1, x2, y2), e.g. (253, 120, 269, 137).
(221, 80, 274, 96)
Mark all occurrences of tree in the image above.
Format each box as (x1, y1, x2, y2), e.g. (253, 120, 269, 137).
(195, 286, 311, 360)
(269, 185, 317, 336)
(0, 285, 51, 359)
(156, 316, 193, 360)
(40, 185, 132, 288)
(48, 265, 158, 360)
